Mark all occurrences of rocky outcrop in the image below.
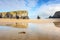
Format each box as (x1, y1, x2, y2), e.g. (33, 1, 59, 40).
(20, 16, 29, 19)
(5, 12, 13, 18)
(37, 16, 40, 19)
(49, 11, 60, 18)
(0, 13, 2, 18)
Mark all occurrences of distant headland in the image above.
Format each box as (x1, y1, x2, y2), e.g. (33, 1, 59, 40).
(0, 10, 29, 19)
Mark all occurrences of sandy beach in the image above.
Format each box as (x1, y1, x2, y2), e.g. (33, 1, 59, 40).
(0, 18, 60, 23)
(0, 19, 60, 40)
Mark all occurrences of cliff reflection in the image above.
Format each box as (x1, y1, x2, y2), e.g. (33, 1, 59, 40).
(0, 23, 28, 28)
(53, 22, 60, 27)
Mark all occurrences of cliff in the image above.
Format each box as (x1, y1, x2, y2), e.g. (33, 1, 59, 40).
(49, 11, 60, 18)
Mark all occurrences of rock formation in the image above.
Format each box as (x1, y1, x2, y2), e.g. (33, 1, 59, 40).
(49, 11, 60, 18)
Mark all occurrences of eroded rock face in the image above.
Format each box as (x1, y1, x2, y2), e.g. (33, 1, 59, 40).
(53, 11, 60, 18)
(49, 11, 60, 18)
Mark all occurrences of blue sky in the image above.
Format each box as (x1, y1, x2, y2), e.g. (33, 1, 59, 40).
(0, 0, 60, 19)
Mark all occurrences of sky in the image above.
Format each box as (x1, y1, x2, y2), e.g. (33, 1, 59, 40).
(0, 0, 60, 19)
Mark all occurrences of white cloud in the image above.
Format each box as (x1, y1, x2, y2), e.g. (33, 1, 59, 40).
(0, 0, 39, 19)
(0, 0, 24, 11)
(33, 0, 60, 18)
(0, 0, 38, 12)
(26, 0, 38, 8)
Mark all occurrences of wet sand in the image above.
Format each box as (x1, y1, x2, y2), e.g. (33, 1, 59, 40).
(0, 19, 60, 40)
(0, 18, 60, 23)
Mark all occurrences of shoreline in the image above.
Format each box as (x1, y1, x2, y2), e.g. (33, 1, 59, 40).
(0, 18, 60, 23)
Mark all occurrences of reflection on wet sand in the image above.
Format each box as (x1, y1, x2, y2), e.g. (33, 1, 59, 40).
(0, 22, 28, 40)
(53, 22, 60, 27)
(0, 22, 60, 40)
(0, 22, 28, 28)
